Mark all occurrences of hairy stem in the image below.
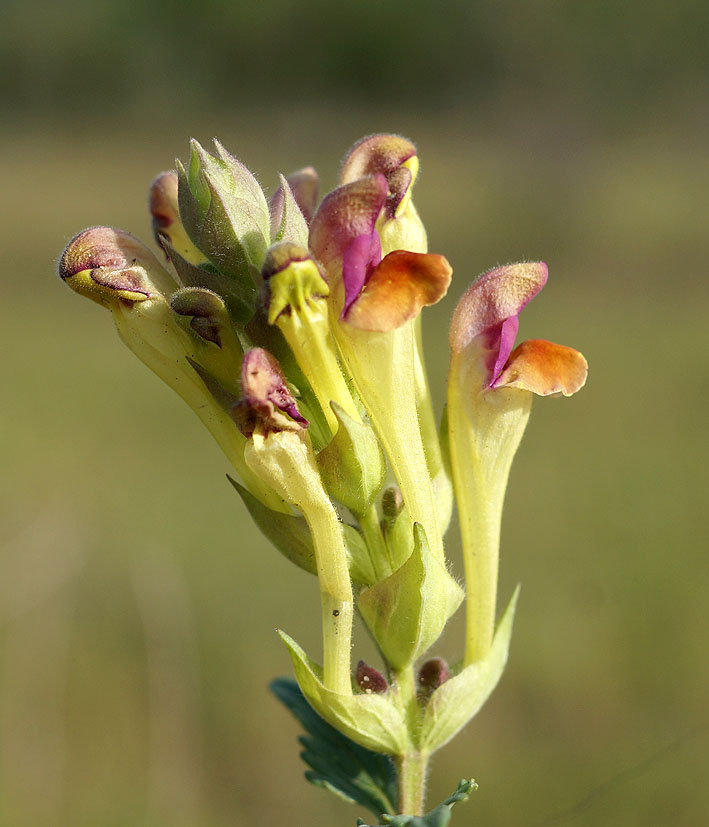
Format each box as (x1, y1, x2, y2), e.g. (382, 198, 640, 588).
(392, 665, 429, 816)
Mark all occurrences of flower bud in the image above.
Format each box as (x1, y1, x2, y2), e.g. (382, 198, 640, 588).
(171, 287, 229, 346)
(355, 660, 388, 695)
(149, 171, 209, 266)
(59, 226, 177, 306)
(171, 287, 244, 395)
(418, 657, 450, 694)
(381, 485, 404, 523)
(176, 139, 270, 290)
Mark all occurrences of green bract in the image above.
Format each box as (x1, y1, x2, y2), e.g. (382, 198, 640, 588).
(358, 525, 463, 670)
(177, 139, 270, 290)
(317, 402, 386, 517)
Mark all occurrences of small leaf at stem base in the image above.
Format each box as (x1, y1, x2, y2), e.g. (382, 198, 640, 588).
(356, 778, 477, 826)
(271, 677, 398, 819)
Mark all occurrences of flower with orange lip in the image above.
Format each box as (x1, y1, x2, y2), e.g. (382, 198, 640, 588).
(449, 261, 587, 397)
(309, 173, 451, 333)
(308, 150, 453, 563)
(448, 261, 588, 665)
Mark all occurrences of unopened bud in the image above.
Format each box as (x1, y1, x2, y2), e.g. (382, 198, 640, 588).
(418, 657, 450, 694)
(355, 660, 388, 694)
(149, 171, 208, 265)
(381, 485, 404, 522)
(171, 287, 244, 395)
(59, 226, 177, 306)
(171, 287, 230, 346)
(176, 139, 270, 287)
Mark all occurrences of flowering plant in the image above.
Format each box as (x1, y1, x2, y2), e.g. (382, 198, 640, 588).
(59, 133, 587, 823)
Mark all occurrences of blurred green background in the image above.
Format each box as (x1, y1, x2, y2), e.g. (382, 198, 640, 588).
(2, 1, 708, 824)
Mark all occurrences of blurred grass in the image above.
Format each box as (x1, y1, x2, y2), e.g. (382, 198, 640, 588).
(1, 107, 708, 826)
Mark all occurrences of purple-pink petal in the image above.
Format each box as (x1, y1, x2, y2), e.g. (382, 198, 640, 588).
(308, 174, 388, 271)
(341, 232, 382, 317)
(490, 315, 520, 386)
(449, 262, 549, 355)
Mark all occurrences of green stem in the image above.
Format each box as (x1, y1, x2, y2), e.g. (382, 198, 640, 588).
(306, 504, 355, 695)
(396, 751, 429, 816)
(392, 665, 429, 815)
(358, 505, 393, 578)
(244, 432, 354, 694)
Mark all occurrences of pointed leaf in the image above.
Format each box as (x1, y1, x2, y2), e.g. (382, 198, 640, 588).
(271, 174, 310, 247)
(342, 524, 378, 586)
(420, 588, 520, 753)
(227, 476, 316, 574)
(271, 677, 398, 819)
(278, 631, 409, 755)
(357, 778, 477, 827)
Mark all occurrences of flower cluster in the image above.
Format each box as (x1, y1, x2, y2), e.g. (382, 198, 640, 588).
(59, 133, 587, 814)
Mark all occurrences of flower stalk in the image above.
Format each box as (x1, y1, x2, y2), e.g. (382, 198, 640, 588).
(245, 430, 354, 694)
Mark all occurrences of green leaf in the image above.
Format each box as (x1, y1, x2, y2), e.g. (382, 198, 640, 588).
(178, 140, 270, 286)
(227, 476, 317, 575)
(271, 677, 398, 819)
(342, 523, 378, 586)
(356, 779, 477, 826)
